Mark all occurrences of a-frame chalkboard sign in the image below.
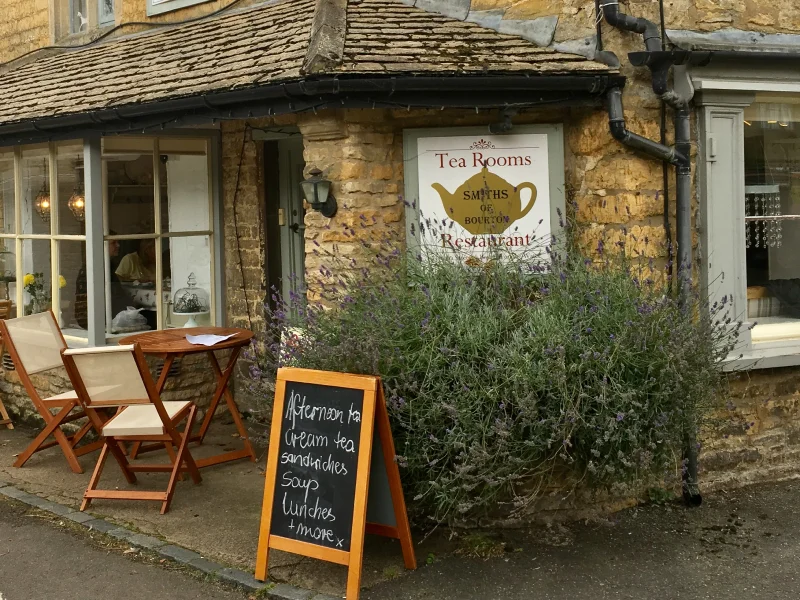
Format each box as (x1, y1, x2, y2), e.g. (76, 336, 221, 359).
(255, 368, 416, 599)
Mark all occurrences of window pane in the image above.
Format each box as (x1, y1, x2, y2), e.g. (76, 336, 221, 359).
(164, 236, 212, 328)
(0, 238, 14, 306)
(744, 97, 800, 327)
(57, 240, 87, 339)
(57, 142, 86, 236)
(0, 151, 13, 235)
(21, 146, 51, 235)
(161, 148, 210, 233)
(108, 238, 158, 333)
(106, 153, 155, 236)
(99, 0, 115, 25)
(70, 0, 88, 34)
(22, 240, 51, 316)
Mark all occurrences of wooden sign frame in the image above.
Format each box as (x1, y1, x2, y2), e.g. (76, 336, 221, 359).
(256, 368, 416, 599)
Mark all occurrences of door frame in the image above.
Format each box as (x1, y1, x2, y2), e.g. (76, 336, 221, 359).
(261, 132, 305, 312)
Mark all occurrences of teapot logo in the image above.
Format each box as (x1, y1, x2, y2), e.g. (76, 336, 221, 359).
(431, 167, 537, 235)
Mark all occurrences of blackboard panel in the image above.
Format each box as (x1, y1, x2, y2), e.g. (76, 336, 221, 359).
(271, 381, 365, 552)
(366, 430, 397, 528)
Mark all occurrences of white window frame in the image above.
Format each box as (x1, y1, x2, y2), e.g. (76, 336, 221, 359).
(101, 136, 219, 341)
(0, 143, 88, 345)
(98, 0, 115, 26)
(147, 0, 213, 16)
(692, 65, 800, 369)
(0, 131, 223, 348)
(68, 0, 88, 34)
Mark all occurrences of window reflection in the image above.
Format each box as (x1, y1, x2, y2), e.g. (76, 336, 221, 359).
(744, 96, 800, 336)
(104, 138, 213, 335)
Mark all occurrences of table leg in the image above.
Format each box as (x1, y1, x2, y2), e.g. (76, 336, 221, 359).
(192, 348, 257, 465)
(155, 354, 178, 393)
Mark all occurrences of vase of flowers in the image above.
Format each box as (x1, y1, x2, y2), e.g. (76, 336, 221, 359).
(23, 272, 66, 315)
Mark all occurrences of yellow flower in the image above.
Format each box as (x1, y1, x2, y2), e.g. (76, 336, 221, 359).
(23, 273, 35, 287)
(58, 275, 67, 289)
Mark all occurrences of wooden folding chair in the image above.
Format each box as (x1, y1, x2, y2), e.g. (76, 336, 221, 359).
(61, 343, 202, 514)
(0, 300, 16, 429)
(0, 311, 102, 472)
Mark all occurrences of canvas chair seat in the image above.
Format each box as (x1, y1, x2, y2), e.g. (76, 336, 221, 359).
(104, 401, 191, 437)
(44, 390, 78, 403)
(61, 343, 202, 514)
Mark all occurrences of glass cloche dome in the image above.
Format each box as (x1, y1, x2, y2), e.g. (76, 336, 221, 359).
(172, 272, 209, 328)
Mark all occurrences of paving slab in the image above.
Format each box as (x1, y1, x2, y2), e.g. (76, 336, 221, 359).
(363, 480, 800, 600)
(9, 422, 800, 600)
(0, 423, 436, 596)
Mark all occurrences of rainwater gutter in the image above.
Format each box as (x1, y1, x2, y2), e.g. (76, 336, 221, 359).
(601, 3, 700, 505)
(0, 74, 623, 147)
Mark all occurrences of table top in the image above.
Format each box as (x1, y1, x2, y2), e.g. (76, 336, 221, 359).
(118, 327, 254, 355)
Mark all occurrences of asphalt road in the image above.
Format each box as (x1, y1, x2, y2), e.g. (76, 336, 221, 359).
(0, 498, 247, 600)
(3, 480, 800, 600)
(365, 480, 800, 600)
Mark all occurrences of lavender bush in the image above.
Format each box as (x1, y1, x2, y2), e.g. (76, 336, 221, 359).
(249, 227, 739, 525)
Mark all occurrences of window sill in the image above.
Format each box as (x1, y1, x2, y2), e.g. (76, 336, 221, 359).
(750, 318, 800, 343)
(147, 0, 213, 16)
(723, 340, 800, 371)
(55, 26, 115, 47)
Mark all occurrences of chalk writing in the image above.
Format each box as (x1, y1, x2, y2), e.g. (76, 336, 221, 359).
(271, 382, 365, 551)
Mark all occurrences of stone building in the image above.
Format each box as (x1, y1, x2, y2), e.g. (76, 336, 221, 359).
(0, 0, 799, 496)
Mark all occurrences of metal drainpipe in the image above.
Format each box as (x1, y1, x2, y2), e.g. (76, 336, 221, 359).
(606, 88, 683, 166)
(674, 104, 701, 505)
(601, 5, 701, 505)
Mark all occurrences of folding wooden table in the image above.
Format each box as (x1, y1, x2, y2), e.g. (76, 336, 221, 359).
(119, 327, 257, 469)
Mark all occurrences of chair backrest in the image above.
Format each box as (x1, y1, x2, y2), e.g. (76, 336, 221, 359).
(0, 300, 12, 319)
(1, 311, 65, 375)
(61, 345, 153, 408)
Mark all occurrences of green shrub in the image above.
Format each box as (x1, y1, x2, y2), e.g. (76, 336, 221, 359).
(248, 229, 739, 525)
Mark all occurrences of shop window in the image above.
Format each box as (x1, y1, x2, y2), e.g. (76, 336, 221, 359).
(104, 137, 215, 338)
(698, 84, 800, 367)
(147, 0, 212, 17)
(0, 153, 14, 305)
(743, 98, 800, 343)
(0, 143, 88, 342)
(0, 135, 217, 346)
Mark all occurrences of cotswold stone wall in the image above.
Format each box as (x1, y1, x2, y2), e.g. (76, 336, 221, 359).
(446, 0, 800, 44)
(0, 0, 49, 64)
(293, 103, 665, 285)
(702, 369, 800, 491)
(215, 100, 800, 497)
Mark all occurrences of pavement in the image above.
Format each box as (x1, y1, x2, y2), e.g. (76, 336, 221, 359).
(365, 480, 800, 600)
(0, 497, 247, 600)
(0, 421, 443, 596)
(3, 423, 800, 599)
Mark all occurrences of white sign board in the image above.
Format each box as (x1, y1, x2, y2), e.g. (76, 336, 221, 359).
(413, 133, 551, 259)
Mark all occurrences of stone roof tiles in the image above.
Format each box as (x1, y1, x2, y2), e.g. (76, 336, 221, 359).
(0, 0, 615, 128)
(0, 0, 315, 126)
(340, 0, 609, 74)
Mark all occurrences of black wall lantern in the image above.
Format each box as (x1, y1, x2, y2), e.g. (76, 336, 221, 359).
(300, 168, 337, 218)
